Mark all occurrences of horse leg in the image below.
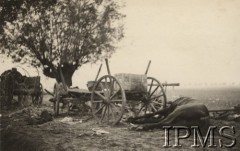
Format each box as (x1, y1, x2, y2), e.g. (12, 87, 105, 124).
(137, 114, 175, 130)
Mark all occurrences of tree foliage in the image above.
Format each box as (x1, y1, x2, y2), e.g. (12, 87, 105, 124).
(0, 0, 57, 33)
(1, 0, 124, 86)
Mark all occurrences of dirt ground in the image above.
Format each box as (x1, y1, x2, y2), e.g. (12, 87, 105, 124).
(1, 95, 240, 151)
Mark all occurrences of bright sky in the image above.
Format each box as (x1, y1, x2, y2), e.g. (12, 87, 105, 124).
(1, 0, 240, 90)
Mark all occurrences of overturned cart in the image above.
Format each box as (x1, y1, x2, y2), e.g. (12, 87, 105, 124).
(0, 68, 43, 106)
(54, 59, 179, 125)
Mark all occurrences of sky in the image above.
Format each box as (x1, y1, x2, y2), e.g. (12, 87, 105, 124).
(1, 0, 240, 90)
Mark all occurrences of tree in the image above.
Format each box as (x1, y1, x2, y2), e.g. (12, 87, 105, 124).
(1, 0, 124, 86)
(0, 0, 57, 34)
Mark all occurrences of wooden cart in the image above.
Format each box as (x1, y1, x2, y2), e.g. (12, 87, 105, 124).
(0, 68, 43, 107)
(54, 59, 179, 125)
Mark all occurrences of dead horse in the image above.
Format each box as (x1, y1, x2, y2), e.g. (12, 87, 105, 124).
(128, 97, 210, 130)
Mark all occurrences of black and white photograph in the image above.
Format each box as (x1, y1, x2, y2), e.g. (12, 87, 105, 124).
(0, 0, 240, 150)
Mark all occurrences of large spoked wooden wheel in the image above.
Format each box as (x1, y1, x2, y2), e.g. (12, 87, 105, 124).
(135, 77, 167, 116)
(91, 75, 126, 125)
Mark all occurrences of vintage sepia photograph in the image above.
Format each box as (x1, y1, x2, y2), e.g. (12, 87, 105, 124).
(0, 0, 240, 150)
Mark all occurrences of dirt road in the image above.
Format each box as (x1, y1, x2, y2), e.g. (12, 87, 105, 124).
(1, 95, 239, 151)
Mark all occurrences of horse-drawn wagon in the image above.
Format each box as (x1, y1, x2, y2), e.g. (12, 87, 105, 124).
(53, 59, 179, 125)
(0, 68, 43, 107)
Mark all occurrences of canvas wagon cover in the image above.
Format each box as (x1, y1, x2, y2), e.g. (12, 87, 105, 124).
(114, 73, 147, 92)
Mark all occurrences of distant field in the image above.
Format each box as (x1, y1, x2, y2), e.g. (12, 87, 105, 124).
(166, 87, 240, 110)
(42, 87, 240, 111)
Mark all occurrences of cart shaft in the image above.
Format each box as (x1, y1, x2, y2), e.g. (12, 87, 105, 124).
(149, 83, 180, 86)
(145, 60, 151, 75)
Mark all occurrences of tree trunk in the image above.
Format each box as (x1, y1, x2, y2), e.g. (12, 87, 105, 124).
(42, 62, 78, 87)
(60, 67, 75, 87)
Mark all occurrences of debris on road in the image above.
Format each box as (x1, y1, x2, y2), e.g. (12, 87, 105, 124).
(92, 128, 110, 135)
(60, 116, 83, 125)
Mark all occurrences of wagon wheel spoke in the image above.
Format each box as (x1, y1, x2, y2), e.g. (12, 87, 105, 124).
(104, 77, 108, 89)
(151, 96, 165, 108)
(110, 103, 122, 123)
(150, 103, 157, 112)
(94, 91, 106, 100)
(148, 79, 154, 94)
(111, 80, 118, 95)
(150, 86, 160, 97)
(111, 103, 123, 120)
(104, 77, 111, 97)
(135, 77, 167, 117)
(109, 104, 116, 120)
(107, 105, 110, 123)
(102, 104, 119, 124)
(109, 77, 114, 95)
(150, 94, 164, 100)
(91, 75, 126, 125)
(152, 101, 164, 105)
(110, 99, 123, 102)
(99, 83, 107, 97)
(94, 104, 105, 114)
(111, 103, 118, 112)
(110, 89, 121, 100)
(101, 105, 107, 122)
(144, 105, 149, 115)
(136, 104, 145, 115)
(91, 100, 104, 103)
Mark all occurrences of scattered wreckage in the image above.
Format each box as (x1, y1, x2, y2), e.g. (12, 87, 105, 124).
(0, 67, 43, 107)
(46, 59, 240, 128)
(209, 104, 240, 120)
(127, 97, 210, 130)
(1, 65, 239, 129)
(47, 59, 179, 125)
(126, 97, 240, 130)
